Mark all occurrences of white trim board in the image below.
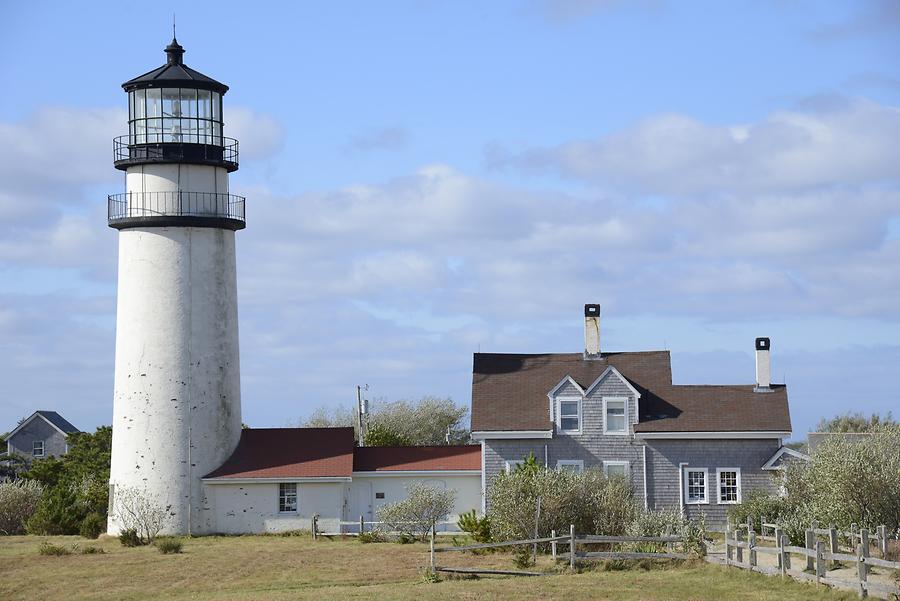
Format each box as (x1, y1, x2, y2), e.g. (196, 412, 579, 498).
(352, 470, 480, 477)
(471, 430, 553, 440)
(547, 375, 585, 398)
(761, 446, 810, 470)
(202, 477, 352, 484)
(715, 467, 742, 505)
(635, 431, 791, 440)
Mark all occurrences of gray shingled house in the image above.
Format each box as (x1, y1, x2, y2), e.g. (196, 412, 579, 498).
(470, 305, 793, 529)
(3, 411, 80, 464)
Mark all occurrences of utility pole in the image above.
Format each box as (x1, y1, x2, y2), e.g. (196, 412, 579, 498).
(356, 385, 369, 446)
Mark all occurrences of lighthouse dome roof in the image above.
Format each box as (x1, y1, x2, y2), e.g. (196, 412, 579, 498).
(122, 37, 229, 94)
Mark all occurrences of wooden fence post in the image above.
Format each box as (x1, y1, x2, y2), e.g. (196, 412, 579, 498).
(725, 528, 733, 565)
(736, 529, 744, 565)
(856, 542, 868, 598)
(779, 534, 790, 577)
(774, 528, 782, 570)
(805, 528, 815, 571)
(829, 525, 839, 567)
(569, 524, 576, 570)
(532, 496, 541, 566)
(877, 525, 888, 558)
(851, 523, 858, 547)
(430, 525, 436, 571)
(860, 529, 870, 561)
(312, 515, 318, 540)
(749, 528, 757, 568)
(748, 515, 754, 535)
(359, 515, 365, 535)
(551, 529, 557, 561)
(816, 541, 826, 585)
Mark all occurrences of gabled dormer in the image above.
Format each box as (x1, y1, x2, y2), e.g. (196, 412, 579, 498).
(547, 366, 641, 437)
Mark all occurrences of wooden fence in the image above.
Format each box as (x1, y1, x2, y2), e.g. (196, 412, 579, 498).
(430, 524, 693, 577)
(724, 519, 900, 599)
(312, 515, 459, 538)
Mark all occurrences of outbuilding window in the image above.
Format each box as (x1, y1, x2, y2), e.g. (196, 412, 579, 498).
(33, 441, 44, 457)
(684, 468, 708, 504)
(279, 483, 298, 513)
(717, 468, 742, 504)
(557, 397, 581, 434)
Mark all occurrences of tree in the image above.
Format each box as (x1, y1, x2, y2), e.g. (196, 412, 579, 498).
(0, 479, 44, 535)
(377, 483, 456, 540)
(363, 422, 410, 447)
(301, 396, 470, 446)
(816, 411, 896, 433)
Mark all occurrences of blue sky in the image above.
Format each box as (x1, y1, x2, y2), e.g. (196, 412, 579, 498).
(1, 0, 898, 437)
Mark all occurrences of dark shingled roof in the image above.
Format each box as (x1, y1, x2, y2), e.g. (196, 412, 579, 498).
(204, 428, 355, 479)
(471, 352, 791, 433)
(35, 411, 79, 434)
(122, 38, 229, 94)
(353, 446, 481, 472)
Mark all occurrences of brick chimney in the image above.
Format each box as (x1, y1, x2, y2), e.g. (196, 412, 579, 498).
(754, 337, 773, 392)
(584, 304, 601, 359)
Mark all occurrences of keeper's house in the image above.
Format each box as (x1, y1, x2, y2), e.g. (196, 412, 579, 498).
(471, 304, 795, 529)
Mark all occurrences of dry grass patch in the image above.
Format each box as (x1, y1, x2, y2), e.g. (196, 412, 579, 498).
(0, 534, 859, 601)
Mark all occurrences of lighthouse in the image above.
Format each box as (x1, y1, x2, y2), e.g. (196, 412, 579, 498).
(107, 37, 244, 536)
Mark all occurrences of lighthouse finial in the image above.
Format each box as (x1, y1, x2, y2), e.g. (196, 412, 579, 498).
(165, 21, 185, 66)
(173, 14, 176, 41)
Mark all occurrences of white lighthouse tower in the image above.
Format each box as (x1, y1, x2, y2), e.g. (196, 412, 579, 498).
(107, 37, 244, 535)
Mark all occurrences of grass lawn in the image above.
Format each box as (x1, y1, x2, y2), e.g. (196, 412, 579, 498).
(0, 534, 858, 601)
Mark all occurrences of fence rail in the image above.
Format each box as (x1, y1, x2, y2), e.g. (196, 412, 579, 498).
(722, 520, 899, 599)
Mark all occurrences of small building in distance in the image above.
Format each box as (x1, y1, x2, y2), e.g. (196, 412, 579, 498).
(4, 410, 80, 464)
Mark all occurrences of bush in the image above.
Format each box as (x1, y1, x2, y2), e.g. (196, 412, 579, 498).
(488, 466, 637, 541)
(726, 490, 789, 533)
(113, 486, 167, 544)
(512, 545, 533, 569)
(80, 546, 105, 555)
(358, 529, 386, 543)
(118, 528, 143, 547)
(0, 479, 44, 535)
(80, 512, 106, 539)
(626, 508, 707, 556)
(26, 484, 82, 535)
(457, 509, 491, 543)
(378, 483, 456, 541)
(38, 542, 71, 556)
(154, 537, 183, 554)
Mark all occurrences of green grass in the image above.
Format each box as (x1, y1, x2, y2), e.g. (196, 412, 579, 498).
(0, 534, 857, 601)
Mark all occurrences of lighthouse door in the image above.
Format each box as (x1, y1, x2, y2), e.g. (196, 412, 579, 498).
(350, 481, 373, 531)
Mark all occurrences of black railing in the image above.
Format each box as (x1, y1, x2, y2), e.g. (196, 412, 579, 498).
(112, 136, 239, 171)
(108, 191, 245, 228)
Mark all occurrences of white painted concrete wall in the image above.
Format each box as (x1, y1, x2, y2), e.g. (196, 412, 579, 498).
(206, 482, 347, 534)
(109, 155, 241, 536)
(351, 473, 482, 531)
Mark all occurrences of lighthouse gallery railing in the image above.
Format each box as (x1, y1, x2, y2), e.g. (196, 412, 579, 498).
(108, 191, 245, 224)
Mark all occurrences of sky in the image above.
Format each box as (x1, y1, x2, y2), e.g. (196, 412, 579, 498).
(1, 0, 898, 439)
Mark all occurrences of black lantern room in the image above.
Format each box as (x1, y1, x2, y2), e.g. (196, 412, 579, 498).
(113, 37, 238, 173)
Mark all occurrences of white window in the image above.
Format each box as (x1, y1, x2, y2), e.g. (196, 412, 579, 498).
(603, 460, 629, 478)
(684, 468, 708, 504)
(603, 397, 628, 435)
(32, 441, 44, 457)
(556, 396, 581, 434)
(279, 483, 298, 513)
(556, 460, 584, 473)
(716, 468, 742, 504)
(505, 460, 524, 473)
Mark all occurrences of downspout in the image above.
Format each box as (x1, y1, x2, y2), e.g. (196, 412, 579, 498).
(480, 440, 486, 515)
(678, 461, 688, 517)
(544, 444, 548, 468)
(642, 445, 648, 511)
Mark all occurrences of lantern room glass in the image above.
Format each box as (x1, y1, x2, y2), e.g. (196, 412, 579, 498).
(128, 88, 223, 145)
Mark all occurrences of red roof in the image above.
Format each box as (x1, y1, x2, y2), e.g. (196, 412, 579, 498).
(204, 428, 354, 479)
(353, 445, 481, 472)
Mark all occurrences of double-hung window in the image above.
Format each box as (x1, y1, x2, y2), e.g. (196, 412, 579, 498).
(716, 468, 741, 504)
(603, 461, 629, 478)
(279, 483, 298, 513)
(603, 397, 628, 435)
(684, 468, 708, 504)
(557, 397, 581, 434)
(32, 441, 44, 457)
(556, 460, 584, 473)
(505, 460, 524, 473)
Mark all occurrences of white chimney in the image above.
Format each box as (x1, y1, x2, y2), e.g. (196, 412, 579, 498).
(755, 337, 772, 392)
(584, 304, 601, 359)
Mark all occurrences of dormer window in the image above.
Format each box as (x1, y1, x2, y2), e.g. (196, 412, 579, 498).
(603, 397, 628, 435)
(557, 397, 581, 434)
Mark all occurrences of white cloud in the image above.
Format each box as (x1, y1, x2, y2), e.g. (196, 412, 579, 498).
(493, 97, 900, 195)
(226, 107, 284, 159)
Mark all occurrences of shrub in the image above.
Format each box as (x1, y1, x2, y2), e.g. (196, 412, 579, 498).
(397, 532, 416, 544)
(26, 484, 82, 535)
(488, 466, 637, 541)
(80, 546, 105, 554)
(118, 528, 143, 547)
(80, 512, 106, 539)
(457, 509, 491, 543)
(626, 508, 707, 556)
(113, 486, 167, 544)
(512, 545, 533, 569)
(726, 490, 789, 533)
(358, 529, 386, 543)
(378, 483, 456, 541)
(154, 537, 183, 554)
(38, 542, 71, 556)
(0, 479, 44, 535)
